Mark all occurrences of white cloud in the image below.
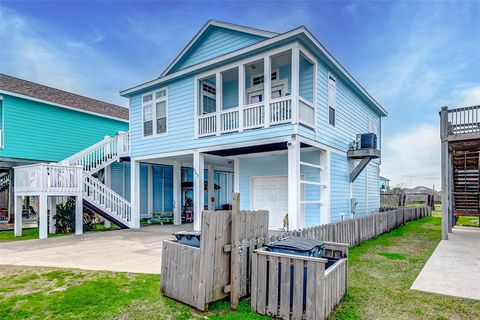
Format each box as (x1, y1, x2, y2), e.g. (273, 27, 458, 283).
(458, 86, 480, 107)
(0, 7, 135, 106)
(381, 124, 440, 189)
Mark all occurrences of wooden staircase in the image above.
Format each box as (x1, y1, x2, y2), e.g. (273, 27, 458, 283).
(453, 151, 480, 216)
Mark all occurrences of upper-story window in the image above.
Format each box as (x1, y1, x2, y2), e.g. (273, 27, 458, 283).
(199, 75, 217, 115)
(142, 88, 168, 137)
(328, 74, 336, 126)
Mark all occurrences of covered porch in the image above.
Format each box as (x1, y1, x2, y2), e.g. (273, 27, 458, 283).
(130, 135, 331, 231)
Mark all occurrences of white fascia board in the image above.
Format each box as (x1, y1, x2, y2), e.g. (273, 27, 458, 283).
(159, 20, 278, 78)
(0, 90, 129, 123)
(121, 26, 387, 117)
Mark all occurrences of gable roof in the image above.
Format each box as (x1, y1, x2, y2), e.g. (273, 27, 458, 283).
(160, 20, 278, 77)
(121, 22, 387, 117)
(0, 73, 129, 121)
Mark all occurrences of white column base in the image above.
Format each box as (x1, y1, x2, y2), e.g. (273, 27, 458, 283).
(39, 194, 48, 239)
(75, 195, 83, 235)
(288, 140, 301, 230)
(14, 196, 23, 237)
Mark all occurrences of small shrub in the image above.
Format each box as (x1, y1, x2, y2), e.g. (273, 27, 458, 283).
(54, 199, 76, 234)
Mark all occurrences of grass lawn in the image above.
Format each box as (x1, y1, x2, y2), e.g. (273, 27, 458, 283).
(1, 215, 479, 319)
(0, 224, 119, 243)
(456, 216, 480, 227)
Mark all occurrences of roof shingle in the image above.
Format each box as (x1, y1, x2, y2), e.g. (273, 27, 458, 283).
(0, 73, 129, 120)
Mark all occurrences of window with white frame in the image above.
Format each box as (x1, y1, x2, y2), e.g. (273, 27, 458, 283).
(328, 74, 336, 126)
(142, 88, 168, 137)
(201, 82, 216, 114)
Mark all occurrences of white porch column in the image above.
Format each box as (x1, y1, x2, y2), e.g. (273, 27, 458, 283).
(233, 157, 240, 193)
(130, 159, 141, 229)
(173, 160, 182, 225)
(75, 194, 83, 235)
(14, 195, 22, 237)
(291, 46, 300, 125)
(104, 165, 112, 228)
(320, 150, 331, 224)
(216, 73, 222, 135)
(193, 151, 205, 231)
(288, 139, 301, 230)
(147, 164, 153, 216)
(48, 196, 57, 234)
(264, 56, 271, 127)
(39, 194, 48, 239)
(238, 66, 245, 132)
(207, 165, 215, 211)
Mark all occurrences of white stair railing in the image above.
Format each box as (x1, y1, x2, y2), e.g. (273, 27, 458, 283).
(61, 132, 129, 173)
(83, 172, 132, 227)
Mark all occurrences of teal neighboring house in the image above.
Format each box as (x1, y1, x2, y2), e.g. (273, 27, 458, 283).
(0, 73, 129, 222)
(380, 176, 390, 193)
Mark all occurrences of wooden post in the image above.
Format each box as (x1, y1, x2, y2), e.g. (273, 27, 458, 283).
(230, 192, 241, 309)
(440, 106, 449, 240)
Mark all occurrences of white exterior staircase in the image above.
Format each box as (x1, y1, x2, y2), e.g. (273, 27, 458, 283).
(14, 132, 134, 228)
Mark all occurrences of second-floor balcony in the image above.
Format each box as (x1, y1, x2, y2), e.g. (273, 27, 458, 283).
(195, 45, 316, 138)
(441, 105, 480, 141)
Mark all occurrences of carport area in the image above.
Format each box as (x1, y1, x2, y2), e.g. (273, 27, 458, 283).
(0, 224, 192, 274)
(411, 226, 480, 300)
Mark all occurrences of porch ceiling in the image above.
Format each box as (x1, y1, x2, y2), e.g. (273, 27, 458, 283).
(205, 142, 311, 157)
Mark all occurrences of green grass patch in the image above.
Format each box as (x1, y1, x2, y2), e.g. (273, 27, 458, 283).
(2, 214, 479, 319)
(0, 228, 67, 242)
(457, 216, 480, 227)
(377, 252, 407, 260)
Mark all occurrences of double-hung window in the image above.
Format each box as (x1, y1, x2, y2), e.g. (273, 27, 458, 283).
(328, 74, 336, 126)
(142, 88, 168, 137)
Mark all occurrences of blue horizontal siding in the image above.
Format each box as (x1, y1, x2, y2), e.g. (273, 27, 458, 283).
(329, 153, 350, 222)
(170, 26, 266, 73)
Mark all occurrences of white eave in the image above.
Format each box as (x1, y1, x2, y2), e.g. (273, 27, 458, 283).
(121, 26, 388, 117)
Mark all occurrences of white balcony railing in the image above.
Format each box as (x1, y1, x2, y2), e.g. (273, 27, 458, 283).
(220, 108, 240, 133)
(298, 97, 315, 128)
(14, 164, 83, 194)
(243, 102, 265, 129)
(196, 96, 316, 137)
(270, 96, 292, 125)
(198, 113, 217, 137)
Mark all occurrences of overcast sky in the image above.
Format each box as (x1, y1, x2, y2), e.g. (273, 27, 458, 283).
(1, 1, 479, 189)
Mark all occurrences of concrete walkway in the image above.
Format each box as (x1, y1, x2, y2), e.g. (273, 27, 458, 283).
(0, 224, 193, 274)
(411, 226, 480, 300)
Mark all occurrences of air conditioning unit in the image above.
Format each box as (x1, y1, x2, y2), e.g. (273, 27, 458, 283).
(356, 133, 377, 150)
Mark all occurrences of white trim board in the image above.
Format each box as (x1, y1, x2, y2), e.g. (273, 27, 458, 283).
(0, 90, 129, 123)
(120, 26, 387, 117)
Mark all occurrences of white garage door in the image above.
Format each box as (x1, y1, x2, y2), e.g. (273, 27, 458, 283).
(251, 176, 289, 231)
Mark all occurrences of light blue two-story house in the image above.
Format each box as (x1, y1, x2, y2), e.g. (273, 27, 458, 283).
(120, 20, 388, 231)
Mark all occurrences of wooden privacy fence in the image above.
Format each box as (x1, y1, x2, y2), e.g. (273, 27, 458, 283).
(269, 206, 432, 246)
(161, 194, 269, 311)
(251, 242, 349, 320)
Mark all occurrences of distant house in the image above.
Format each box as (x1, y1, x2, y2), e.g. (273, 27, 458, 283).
(379, 176, 390, 193)
(0, 74, 129, 227)
(403, 186, 435, 194)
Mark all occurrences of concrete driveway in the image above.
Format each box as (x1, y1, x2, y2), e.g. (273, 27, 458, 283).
(0, 224, 193, 274)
